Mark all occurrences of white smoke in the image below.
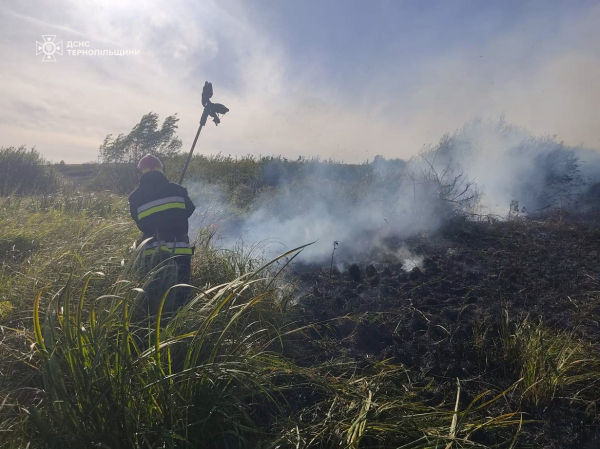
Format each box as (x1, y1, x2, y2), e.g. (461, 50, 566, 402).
(424, 117, 596, 215)
(397, 245, 424, 272)
(186, 117, 600, 262)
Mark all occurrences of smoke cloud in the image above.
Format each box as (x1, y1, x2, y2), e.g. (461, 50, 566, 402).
(187, 118, 600, 262)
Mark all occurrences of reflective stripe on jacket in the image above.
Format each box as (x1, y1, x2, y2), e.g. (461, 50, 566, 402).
(144, 240, 194, 256)
(137, 196, 187, 219)
(128, 171, 196, 243)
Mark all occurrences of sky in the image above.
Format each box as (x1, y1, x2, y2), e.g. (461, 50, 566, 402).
(0, 0, 599, 163)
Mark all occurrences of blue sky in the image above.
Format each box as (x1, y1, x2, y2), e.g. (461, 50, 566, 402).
(0, 0, 599, 162)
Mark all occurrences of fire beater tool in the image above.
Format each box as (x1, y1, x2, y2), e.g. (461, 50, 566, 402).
(179, 81, 229, 184)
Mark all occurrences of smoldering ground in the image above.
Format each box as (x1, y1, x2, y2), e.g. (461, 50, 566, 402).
(187, 117, 600, 263)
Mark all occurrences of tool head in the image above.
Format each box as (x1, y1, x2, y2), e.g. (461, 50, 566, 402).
(181, 82, 229, 184)
(199, 82, 229, 126)
(211, 103, 229, 115)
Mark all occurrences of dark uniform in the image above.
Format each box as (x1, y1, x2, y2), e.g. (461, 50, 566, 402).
(128, 170, 196, 307)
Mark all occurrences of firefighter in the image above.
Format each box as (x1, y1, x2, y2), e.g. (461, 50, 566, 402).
(128, 154, 196, 309)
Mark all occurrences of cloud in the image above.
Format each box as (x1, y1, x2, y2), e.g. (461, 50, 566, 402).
(0, 6, 90, 39)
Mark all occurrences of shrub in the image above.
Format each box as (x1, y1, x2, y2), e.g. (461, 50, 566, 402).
(0, 146, 63, 196)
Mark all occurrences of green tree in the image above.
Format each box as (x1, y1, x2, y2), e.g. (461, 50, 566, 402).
(99, 112, 182, 164)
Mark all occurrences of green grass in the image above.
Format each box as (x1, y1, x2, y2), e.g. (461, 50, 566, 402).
(26, 249, 305, 447)
(0, 194, 135, 316)
(498, 314, 600, 410)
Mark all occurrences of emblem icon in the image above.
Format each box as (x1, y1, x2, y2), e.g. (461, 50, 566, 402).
(36, 35, 63, 62)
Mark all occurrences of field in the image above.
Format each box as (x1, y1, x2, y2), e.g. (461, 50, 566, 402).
(0, 149, 599, 448)
(294, 217, 600, 448)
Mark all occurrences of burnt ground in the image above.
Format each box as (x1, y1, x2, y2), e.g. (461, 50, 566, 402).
(290, 216, 600, 448)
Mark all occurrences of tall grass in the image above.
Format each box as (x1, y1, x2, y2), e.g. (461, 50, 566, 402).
(25, 241, 309, 447)
(499, 314, 600, 410)
(25, 191, 127, 217)
(0, 192, 136, 336)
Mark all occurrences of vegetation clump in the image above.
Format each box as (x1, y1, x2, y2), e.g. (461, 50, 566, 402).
(0, 146, 63, 196)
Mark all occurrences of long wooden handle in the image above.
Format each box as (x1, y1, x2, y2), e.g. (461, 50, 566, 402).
(179, 121, 204, 185)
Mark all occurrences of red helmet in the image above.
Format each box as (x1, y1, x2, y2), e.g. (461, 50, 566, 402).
(137, 154, 164, 175)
